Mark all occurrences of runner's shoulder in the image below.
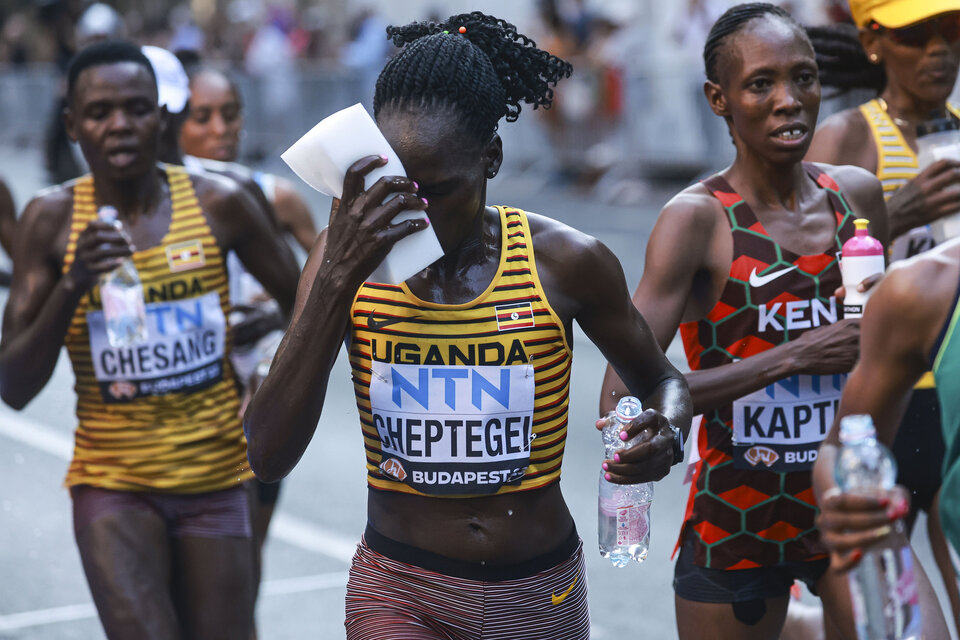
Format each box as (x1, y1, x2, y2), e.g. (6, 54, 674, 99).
(522, 208, 620, 279)
(811, 161, 883, 219)
(523, 208, 603, 257)
(652, 182, 726, 250)
(816, 108, 870, 146)
(188, 167, 259, 217)
(18, 180, 76, 242)
(882, 242, 960, 310)
(808, 108, 872, 166)
(661, 181, 725, 222)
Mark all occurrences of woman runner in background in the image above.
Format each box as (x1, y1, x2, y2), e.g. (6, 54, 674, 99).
(178, 63, 317, 254)
(244, 12, 692, 639)
(806, 0, 960, 627)
(600, 3, 945, 638)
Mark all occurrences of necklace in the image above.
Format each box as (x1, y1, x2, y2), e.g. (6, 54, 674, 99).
(877, 97, 912, 129)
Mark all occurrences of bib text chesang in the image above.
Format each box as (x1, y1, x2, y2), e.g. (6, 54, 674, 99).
(87, 291, 226, 403)
(369, 362, 535, 495)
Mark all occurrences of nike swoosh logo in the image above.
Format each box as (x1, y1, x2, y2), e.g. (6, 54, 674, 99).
(367, 313, 420, 330)
(748, 265, 797, 287)
(551, 573, 579, 606)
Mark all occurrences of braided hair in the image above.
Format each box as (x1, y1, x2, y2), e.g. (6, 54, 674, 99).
(703, 3, 806, 84)
(374, 12, 572, 144)
(806, 24, 885, 94)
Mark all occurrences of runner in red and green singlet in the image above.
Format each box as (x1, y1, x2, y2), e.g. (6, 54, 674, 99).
(599, 4, 936, 638)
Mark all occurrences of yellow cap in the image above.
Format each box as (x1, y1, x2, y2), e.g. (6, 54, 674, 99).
(848, 0, 960, 28)
(854, 218, 870, 230)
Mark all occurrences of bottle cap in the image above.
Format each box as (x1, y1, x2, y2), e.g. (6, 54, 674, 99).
(853, 218, 869, 232)
(917, 116, 960, 138)
(97, 205, 119, 223)
(615, 396, 643, 424)
(838, 414, 876, 444)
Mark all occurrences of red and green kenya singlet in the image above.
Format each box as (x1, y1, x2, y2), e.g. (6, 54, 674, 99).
(348, 207, 572, 498)
(63, 166, 252, 493)
(678, 163, 857, 569)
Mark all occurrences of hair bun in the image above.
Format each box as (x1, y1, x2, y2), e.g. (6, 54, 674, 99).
(376, 12, 572, 140)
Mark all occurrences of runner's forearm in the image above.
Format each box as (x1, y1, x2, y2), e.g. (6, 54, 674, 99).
(243, 270, 356, 482)
(0, 275, 85, 408)
(684, 342, 801, 415)
(640, 375, 694, 440)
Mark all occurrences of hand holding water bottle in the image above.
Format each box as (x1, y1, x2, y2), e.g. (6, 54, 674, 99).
(595, 398, 678, 484)
(817, 416, 911, 572)
(66, 212, 134, 293)
(824, 415, 921, 640)
(598, 396, 653, 567)
(817, 484, 910, 572)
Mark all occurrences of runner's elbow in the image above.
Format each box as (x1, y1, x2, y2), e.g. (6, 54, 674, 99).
(0, 381, 31, 410)
(244, 418, 288, 483)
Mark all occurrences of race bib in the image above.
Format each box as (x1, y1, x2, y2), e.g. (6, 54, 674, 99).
(87, 291, 226, 402)
(732, 374, 846, 471)
(369, 362, 535, 495)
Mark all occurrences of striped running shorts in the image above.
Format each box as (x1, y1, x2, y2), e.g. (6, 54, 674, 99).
(345, 525, 590, 639)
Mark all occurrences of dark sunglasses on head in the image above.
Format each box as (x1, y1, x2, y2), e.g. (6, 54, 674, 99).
(870, 13, 960, 47)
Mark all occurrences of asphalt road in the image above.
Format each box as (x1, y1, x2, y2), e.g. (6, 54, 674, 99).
(0, 143, 954, 639)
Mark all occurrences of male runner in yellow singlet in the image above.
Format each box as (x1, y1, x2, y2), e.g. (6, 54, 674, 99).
(0, 41, 299, 640)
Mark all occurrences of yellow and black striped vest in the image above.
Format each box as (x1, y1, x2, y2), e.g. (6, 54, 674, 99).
(860, 99, 960, 388)
(348, 206, 571, 498)
(63, 165, 252, 492)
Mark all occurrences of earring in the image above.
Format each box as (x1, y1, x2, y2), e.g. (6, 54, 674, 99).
(869, 53, 880, 63)
(486, 169, 498, 179)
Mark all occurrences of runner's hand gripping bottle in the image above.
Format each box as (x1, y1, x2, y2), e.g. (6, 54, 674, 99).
(840, 218, 885, 319)
(598, 396, 653, 567)
(97, 206, 148, 348)
(835, 415, 922, 640)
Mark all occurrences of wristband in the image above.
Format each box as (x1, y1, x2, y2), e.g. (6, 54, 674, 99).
(669, 424, 684, 466)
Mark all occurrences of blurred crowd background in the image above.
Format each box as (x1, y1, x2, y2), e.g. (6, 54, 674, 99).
(0, 0, 934, 206)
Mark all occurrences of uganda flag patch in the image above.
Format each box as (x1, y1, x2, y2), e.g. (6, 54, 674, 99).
(165, 239, 206, 273)
(495, 302, 535, 332)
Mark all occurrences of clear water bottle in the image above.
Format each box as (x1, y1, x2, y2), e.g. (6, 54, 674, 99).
(97, 206, 148, 348)
(835, 414, 922, 640)
(599, 395, 653, 567)
(917, 116, 960, 243)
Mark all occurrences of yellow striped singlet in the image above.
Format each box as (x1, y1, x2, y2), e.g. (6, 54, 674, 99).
(63, 165, 253, 492)
(348, 206, 572, 498)
(860, 99, 960, 388)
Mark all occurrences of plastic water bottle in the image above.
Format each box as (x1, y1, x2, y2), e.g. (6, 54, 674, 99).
(598, 396, 653, 567)
(840, 218, 885, 319)
(917, 116, 960, 243)
(97, 206, 148, 347)
(835, 414, 922, 640)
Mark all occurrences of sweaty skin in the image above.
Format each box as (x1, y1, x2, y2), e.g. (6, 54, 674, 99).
(180, 69, 317, 252)
(244, 106, 693, 565)
(806, 15, 960, 239)
(594, 15, 943, 640)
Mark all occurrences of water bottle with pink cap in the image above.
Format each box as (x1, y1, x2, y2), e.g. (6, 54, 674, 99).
(840, 218, 885, 319)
